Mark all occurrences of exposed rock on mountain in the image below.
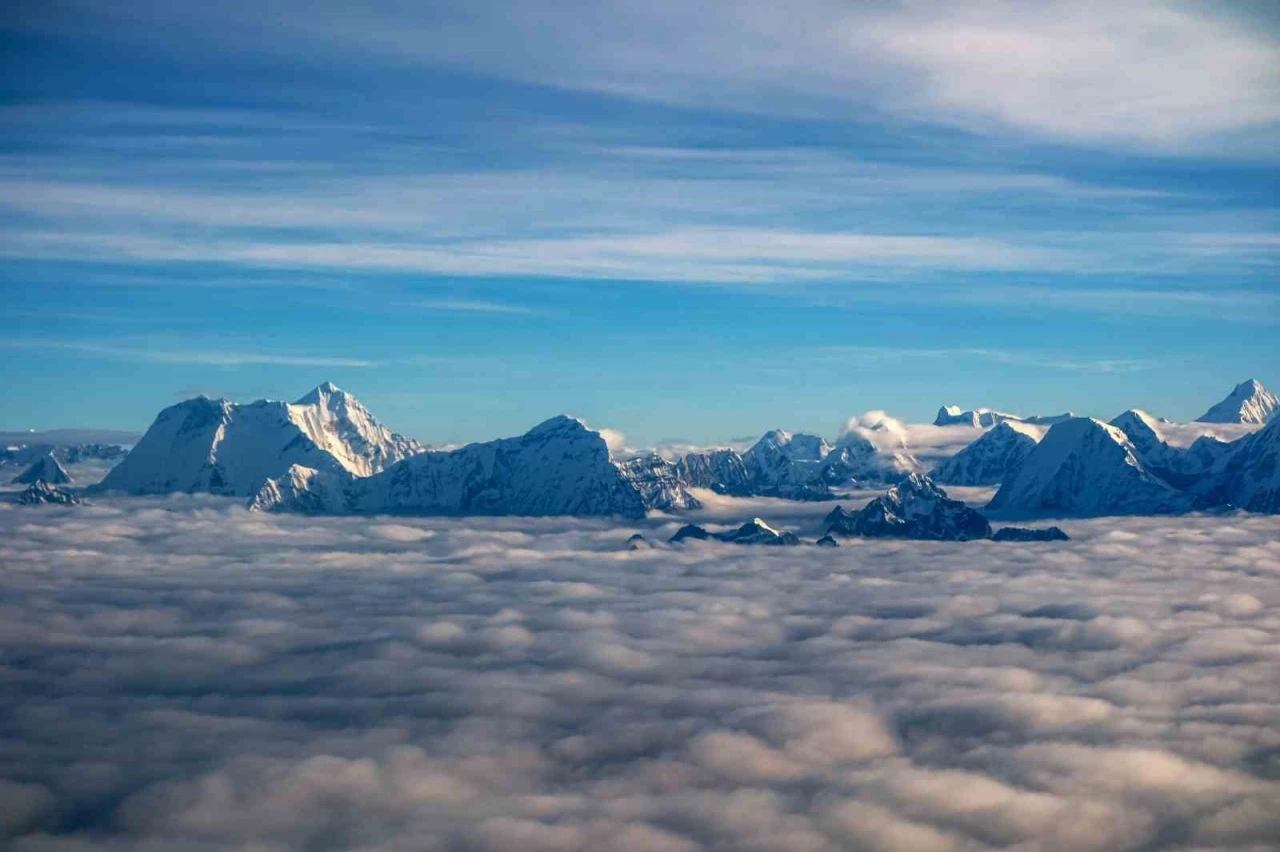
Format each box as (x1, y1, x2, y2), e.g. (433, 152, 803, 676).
(253, 416, 649, 518)
(715, 518, 800, 546)
(618, 454, 701, 511)
(626, 533, 652, 550)
(741, 429, 834, 498)
(669, 524, 712, 543)
(934, 406, 1073, 428)
(674, 449, 753, 496)
(675, 427, 914, 501)
(15, 480, 81, 505)
(290, 382, 426, 476)
(825, 474, 992, 541)
(815, 534, 839, 547)
(668, 518, 799, 545)
(1196, 379, 1279, 425)
(1195, 418, 1280, 513)
(1, 443, 127, 467)
(930, 421, 1040, 486)
(93, 384, 423, 497)
(988, 418, 1192, 516)
(993, 526, 1069, 542)
(12, 453, 72, 485)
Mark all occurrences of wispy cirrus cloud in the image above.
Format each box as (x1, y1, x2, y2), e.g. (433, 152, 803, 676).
(411, 299, 542, 315)
(96, 0, 1273, 153)
(0, 339, 382, 367)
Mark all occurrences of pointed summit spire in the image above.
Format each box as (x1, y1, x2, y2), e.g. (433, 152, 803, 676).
(1196, 378, 1278, 424)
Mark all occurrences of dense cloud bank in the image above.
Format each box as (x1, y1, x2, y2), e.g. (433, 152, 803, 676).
(1, 497, 1279, 851)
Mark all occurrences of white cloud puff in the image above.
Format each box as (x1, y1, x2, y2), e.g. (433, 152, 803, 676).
(0, 496, 1278, 850)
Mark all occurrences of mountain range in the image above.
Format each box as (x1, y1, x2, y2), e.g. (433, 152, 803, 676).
(29, 377, 1279, 521)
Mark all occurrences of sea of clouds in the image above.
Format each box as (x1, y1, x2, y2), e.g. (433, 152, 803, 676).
(2, 496, 1278, 851)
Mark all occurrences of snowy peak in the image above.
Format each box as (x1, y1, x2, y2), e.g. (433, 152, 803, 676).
(746, 429, 830, 463)
(826, 474, 991, 541)
(716, 518, 800, 545)
(934, 405, 1072, 428)
(930, 420, 1040, 486)
(1108, 409, 1169, 458)
(288, 382, 424, 477)
(16, 480, 81, 505)
(1194, 417, 1280, 512)
(254, 415, 649, 518)
(12, 453, 72, 485)
(988, 417, 1190, 516)
(294, 381, 344, 405)
(617, 454, 702, 511)
(1196, 379, 1279, 424)
(94, 386, 423, 496)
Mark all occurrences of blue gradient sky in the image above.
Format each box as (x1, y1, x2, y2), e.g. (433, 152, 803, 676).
(2, 1, 1278, 446)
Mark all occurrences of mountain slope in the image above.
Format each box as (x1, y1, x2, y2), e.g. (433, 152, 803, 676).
(930, 421, 1040, 486)
(12, 453, 72, 485)
(1196, 379, 1279, 424)
(987, 418, 1191, 516)
(93, 385, 422, 496)
(253, 416, 649, 518)
(289, 382, 424, 476)
(15, 481, 81, 505)
(1195, 418, 1280, 512)
(934, 405, 1072, 428)
(825, 474, 991, 541)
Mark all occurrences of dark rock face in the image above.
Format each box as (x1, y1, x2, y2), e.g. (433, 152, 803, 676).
(674, 449, 754, 496)
(12, 454, 72, 485)
(930, 421, 1038, 486)
(669, 519, 799, 545)
(618, 455, 702, 511)
(670, 524, 712, 542)
(815, 534, 839, 547)
(826, 474, 992, 541)
(993, 526, 1070, 542)
(716, 519, 800, 546)
(16, 480, 81, 505)
(1194, 418, 1280, 513)
(626, 533, 651, 550)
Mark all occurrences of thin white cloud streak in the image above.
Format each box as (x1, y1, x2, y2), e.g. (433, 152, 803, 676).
(807, 346, 1164, 375)
(0, 154, 1178, 237)
(411, 299, 541, 315)
(0, 340, 382, 367)
(0, 228, 1070, 283)
(177, 0, 1280, 153)
(0, 498, 1278, 850)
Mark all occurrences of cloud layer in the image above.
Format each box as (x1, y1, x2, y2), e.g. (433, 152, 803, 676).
(2, 497, 1278, 850)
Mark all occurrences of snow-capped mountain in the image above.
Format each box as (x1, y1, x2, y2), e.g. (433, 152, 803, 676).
(290, 382, 425, 476)
(1196, 379, 1279, 425)
(1195, 418, 1280, 512)
(672, 428, 912, 501)
(1, 443, 127, 467)
(667, 518, 800, 545)
(933, 405, 1073, 428)
(617, 454, 702, 511)
(674, 448, 754, 496)
(742, 429, 832, 493)
(987, 418, 1192, 516)
(716, 518, 800, 545)
(12, 453, 72, 485)
(929, 421, 1040, 486)
(825, 474, 992, 541)
(15, 480, 81, 505)
(93, 384, 423, 496)
(253, 416, 651, 518)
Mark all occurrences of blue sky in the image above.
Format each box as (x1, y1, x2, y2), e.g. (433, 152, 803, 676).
(2, 0, 1278, 446)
